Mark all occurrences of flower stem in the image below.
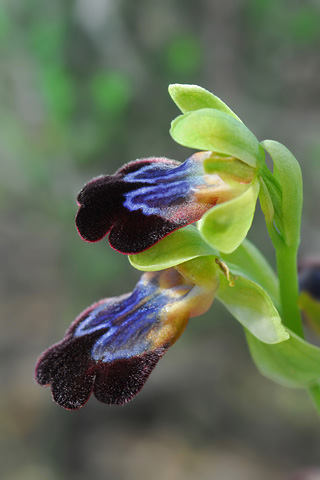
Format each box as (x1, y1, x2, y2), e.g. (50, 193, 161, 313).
(275, 243, 304, 338)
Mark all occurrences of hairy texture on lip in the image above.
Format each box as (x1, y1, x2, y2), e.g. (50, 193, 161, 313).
(76, 152, 224, 254)
(35, 268, 215, 409)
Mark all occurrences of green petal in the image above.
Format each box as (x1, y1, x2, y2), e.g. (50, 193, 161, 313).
(246, 329, 320, 388)
(170, 108, 261, 168)
(199, 180, 260, 254)
(216, 271, 288, 344)
(168, 84, 242, 122)
(129, 225, 217, 271)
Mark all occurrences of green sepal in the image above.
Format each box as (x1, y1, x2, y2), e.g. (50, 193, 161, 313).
(170, 108, 261, 168)
(168, 83, 242, 122)
(199, 180, 260, 254)
(220, 238, 279, 308)
(246, 329, 320, 388)
(216, 269, 288, 344)
(261, 140, 303, 247)
(129, 225, 218, 271)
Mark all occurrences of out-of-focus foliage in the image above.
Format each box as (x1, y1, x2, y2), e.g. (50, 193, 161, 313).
(1, 0, 320, 479)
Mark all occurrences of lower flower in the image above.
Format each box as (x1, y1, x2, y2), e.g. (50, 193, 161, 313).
(35, 265, 216, 409)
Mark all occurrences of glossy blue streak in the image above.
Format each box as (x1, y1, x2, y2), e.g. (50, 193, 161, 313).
(74, 277, 173, 362)
(123, 157, 206, 215)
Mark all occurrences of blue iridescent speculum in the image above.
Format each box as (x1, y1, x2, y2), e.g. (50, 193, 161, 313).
(122, 152, 216, 217)
(75, 270, 190, 362)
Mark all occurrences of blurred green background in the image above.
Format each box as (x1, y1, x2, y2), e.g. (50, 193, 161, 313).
(1, 1, 320, 479)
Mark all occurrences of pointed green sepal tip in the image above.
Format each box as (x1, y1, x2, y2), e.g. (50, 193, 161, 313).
(170, 108, 260, 169)
(199, 180, 260, 254)
(129, 225, 218, 272)
(168, 84, 242, 122)
(216, 269, 289, 344)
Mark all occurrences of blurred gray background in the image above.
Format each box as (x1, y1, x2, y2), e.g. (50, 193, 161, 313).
(1, 0, 320, 479)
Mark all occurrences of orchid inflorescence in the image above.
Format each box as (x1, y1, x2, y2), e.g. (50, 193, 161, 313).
(35, 84, 320, 413)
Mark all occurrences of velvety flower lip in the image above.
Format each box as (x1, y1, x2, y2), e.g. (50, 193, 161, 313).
(35, 267, 215, 409)
(76, 151, 227, 254)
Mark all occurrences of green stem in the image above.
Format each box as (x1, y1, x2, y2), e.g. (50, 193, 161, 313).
(275, 244, 304, 338)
